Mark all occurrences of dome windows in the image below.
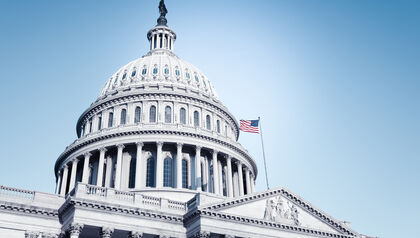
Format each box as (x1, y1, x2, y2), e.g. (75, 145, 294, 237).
(180, 108, 186, 125)
(185, 72, 190, 79)
(153, 66, 158, 75)
(108, 111, 114, 127)
(131, 69, 137, 77)
(122, 73, 127, 80)
(206, 115, 211, 130)
(164, 67, 169, 75)
(163, 157, 173, 187)
(165, 106, 172, 123)
(120, 108, 127, 125)
(193, 111, 199, 127)
(142, 68, 147, 75)
(134, 107, 141, 123)
(194, 75, 200, 83)
(149, 105, 157, 123)
(175, 68, 180, 77)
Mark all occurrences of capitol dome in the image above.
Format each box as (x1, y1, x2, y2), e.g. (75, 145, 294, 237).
(54, 6, 257, 201)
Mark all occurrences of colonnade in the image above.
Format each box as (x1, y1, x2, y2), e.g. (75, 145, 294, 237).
(56, 142, 256, 197)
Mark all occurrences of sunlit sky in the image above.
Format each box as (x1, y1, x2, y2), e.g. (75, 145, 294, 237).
(0, 1, 419, 237)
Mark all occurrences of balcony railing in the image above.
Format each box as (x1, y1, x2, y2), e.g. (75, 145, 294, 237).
(0, 185, 35, 200)
(72, 183, 187, 213)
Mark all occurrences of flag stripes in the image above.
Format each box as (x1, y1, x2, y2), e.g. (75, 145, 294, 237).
(239, 120, 259, 133)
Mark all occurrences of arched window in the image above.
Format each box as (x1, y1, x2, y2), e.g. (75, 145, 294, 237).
(131, 69, 137, 77)
(149, 105, 156, 123)
(222, 169, 227, 196)
(216, 120, 220, 133)
(97, 114, 102, 130)
(164, 68, 169, 75)
(146, 157, 155, 187)
(195, 75, 200, 83)
(186, 72, 190, 79)
(89, 118, 93, 133)
(194, 111, 199, 127)
(153, 67, 158, 74)
(206, 115, 211, 130)
(108, 112, 114, 127)
(120, 109, 127, 125)
(122, 73, 127, 80)
(142, 68, 147, 75)
(163, 157, 173, 187)
(134, 107, 141, 123)
(180, 108, 186, 125)
(182, 159, 188, 188)
(165, 106, 172, 123)
(175, 69, 180, 76)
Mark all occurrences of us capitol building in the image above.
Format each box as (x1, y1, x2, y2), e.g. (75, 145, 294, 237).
(0, 2, 376, 238)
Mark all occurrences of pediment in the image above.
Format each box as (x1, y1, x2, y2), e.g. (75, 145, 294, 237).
(201, 187, 357, 236)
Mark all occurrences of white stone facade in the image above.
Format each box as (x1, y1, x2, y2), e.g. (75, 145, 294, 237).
(0, 3, 377, 238)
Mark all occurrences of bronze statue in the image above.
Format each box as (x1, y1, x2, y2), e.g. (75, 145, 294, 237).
(159, 0, 168, 17)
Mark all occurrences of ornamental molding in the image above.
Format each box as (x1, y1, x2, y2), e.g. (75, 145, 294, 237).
(185, 209, 356, 238)
(58, 198, 184, 225)
(201, 188, 358, 236)
(0, 201, 58, 219)
(55, 129, 257, 177)
(76, 90, 239, 139)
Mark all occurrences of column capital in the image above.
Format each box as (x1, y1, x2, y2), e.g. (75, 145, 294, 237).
(116, 144, 125, 149)
(225, 235, 235, 238)
(136, 142, 144, 147)
(212, 149, 219, 155)
(83, 152, 92, 158)
(100, 227, 114, 238)
(156, 141, 164, 147)
(99, 147, 107, 153)
(177, 142, 184, 148)
(129, 231, 143, 238)
(196, 145, 202, 151)
(235, 160, 242, 167)
(69, 223, 84, 236)
(24, 231, 40, 238)
(63, 164, 68, 169)
(57, 170, 62, 175)
(72, 158, 79, 164)
(224, 154, 232, 160)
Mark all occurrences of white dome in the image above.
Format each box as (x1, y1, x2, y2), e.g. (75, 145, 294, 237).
(99, 50, 219, 100)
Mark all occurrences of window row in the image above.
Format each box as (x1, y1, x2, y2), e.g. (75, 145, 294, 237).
(81, 105, 226, 136)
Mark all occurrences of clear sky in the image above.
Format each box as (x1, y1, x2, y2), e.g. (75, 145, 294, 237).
(0, 1, 418, 237)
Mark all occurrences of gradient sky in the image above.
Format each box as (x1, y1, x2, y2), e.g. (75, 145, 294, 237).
(0, 1, 419, 237)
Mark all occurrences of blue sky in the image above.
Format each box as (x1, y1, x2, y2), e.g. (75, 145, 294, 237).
(0, 1, 419, 237)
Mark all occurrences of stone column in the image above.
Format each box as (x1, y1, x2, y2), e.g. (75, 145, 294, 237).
(245, 167, 251, 195)
(135, 142, 144, 189)
(104, 156, 112, 188)
(60, 165, 69, 195)
(195, 146, 202, 191)
(81, 152, 91, 184)
(250, 174, 255, 193)
(69, 159, 79, 192)
(218, 160, 223, 195)
(100, 227, 114, 238)
(114, 144, 125, 189)
(226, 155, 233, 198)
(237, 161, 244, 196)
(129, 231, 143, 238)
(176, 143, 183, 189)
(55, 171, 62, 194)
(69, 223, 83, 238)
(203, 157, 208, 192)
(155, 141, 164, 188)
(212, 150, 220, 195)
(97, 148, 107, 186)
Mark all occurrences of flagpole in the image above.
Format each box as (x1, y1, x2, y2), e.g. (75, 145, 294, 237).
(258, 117, 270, 190)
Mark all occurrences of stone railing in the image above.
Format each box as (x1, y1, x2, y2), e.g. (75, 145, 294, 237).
(0, 185, 35, 200)
(73, 183, 187, 214)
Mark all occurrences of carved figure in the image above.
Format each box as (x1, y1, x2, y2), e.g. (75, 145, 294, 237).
(159, 0, 168, 17)
(263, 196, 300, 225)
(290, 204, 300, 225)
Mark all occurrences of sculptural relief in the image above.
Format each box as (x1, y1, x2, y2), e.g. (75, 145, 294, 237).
(264, 196, 300, 226)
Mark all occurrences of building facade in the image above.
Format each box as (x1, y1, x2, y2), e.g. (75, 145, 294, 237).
(0, 2, 376, 238)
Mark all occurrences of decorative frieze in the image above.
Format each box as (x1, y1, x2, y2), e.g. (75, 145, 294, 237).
(100, 227, 114, 238)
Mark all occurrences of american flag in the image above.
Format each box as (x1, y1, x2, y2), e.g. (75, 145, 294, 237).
(240, 119, 260, 133)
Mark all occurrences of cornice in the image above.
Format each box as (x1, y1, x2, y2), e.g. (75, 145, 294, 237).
(75, 89, 240, 140)
(0, 201, 58, 219)
(55, 129, 257, 177)
(186, 209, 356, 238)
(59, 198, 183, 225)
(201, 188, 358, 237)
